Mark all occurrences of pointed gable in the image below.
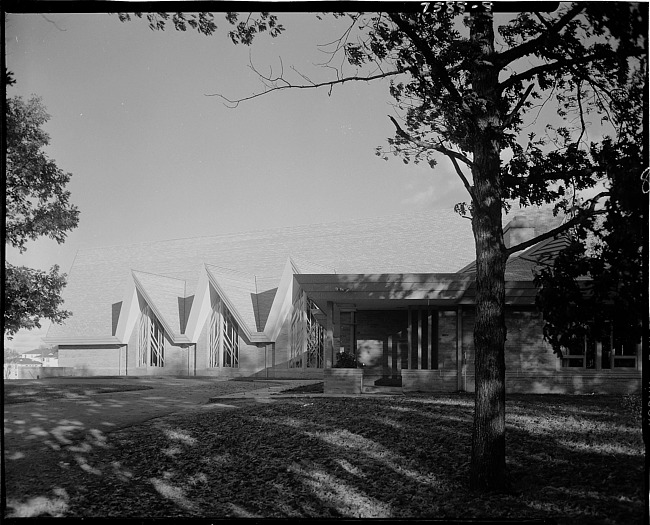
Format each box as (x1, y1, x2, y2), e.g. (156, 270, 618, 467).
(132, 270, 188, 338)
(204, 265, 260, 337)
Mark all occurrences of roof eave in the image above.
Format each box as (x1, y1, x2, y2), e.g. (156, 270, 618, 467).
(44, 336, 123, 346)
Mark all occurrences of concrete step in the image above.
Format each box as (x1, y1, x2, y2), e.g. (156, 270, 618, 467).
(361, 384, 403, 395)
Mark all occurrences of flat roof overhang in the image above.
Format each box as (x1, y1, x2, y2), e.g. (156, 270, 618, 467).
(294, 273, 475, 311)
(295, 273, 546, 311)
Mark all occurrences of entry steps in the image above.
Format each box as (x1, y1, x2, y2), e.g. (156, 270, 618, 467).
(361, 374, 404, 395)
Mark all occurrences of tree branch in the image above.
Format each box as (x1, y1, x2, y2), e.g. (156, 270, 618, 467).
(446, 148, 480, 209)
(208, 69, 407, 107)
(505, 192, 609, 255)
(387, 13, 466, 108)
(386, 115, 479, 208)
(502, 83, 534, 129)
(575, 79, 587, 146)
(496, 4, 585, 66)
(499, 54, 601, 92)
(387, 115, 474, 167)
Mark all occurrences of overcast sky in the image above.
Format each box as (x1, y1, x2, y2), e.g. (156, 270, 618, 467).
(4, 8, 614, 352)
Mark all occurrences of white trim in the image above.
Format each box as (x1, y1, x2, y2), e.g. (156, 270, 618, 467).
(205, 268, 254, 341)
(185, 265, 271, 345)
(264, 257, 301, 340)
(184, 266, 212, 343)
(131, 271, 177, 339)
(204, 265, 271, 342)
(45, 336, 122, 345)
(115, 278, 140, 344)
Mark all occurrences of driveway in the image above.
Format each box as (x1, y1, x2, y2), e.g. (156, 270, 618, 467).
(3, 377, 320, 517)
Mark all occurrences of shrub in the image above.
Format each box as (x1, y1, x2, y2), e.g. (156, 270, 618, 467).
(334, 351, 357, 368)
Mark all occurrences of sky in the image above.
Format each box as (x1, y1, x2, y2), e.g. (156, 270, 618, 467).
(4, 12, 475, 351)
(3, 8, 615, 352)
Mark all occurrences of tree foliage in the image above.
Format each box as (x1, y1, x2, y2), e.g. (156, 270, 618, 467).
(4, 264, 71, 337)
(4, 347, 20, 364)
(118, 4, 646, 491)
(4, 71, 79, 338)
(6, 95, 79, 251)
(115, 12, 284, 45)
(534, 65, 646, 357)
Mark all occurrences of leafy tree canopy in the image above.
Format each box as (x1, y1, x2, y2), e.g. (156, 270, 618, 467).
(4, 72, 80, 338)
(534, 63, 646, 357)
(6, 94, 79, 251)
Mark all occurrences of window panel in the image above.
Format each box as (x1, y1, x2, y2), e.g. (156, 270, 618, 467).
(585, 334, 596, 369)
(290, 293, 306, 368)
(290, 294, 324, 369)
(222, 309, 239, 368)
(561, 321, 638, 370)
(208, 301, 221, 368)
(306, 299, 324, 368)
(138, 304, 165, 367)
(208, 296, 239, 369)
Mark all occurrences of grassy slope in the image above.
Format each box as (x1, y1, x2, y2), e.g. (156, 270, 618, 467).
(4, 393, 643, 523)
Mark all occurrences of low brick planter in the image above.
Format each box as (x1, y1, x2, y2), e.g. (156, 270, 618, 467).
(323, 368, 363, 394)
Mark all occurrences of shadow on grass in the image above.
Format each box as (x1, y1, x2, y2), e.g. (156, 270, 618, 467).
(4, 393, 641, 523)
(3, 383, 155, 404)
(2, 378, 277, 519)
(3, 395, 643, 524)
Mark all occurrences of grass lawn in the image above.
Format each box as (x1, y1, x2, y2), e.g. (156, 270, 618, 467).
(4, 392, 643, 523)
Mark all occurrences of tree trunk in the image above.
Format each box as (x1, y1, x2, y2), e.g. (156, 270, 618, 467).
(468, 10, 508, 491)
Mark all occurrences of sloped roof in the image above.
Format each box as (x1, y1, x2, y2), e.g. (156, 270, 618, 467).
(460, 280, 540, 306)
(132, 270, 189, 337)
(205, 265, 259, 336)
(47, 209, 476, 342)
(459, 205, 568, 278)
(20, 349, 56, 357)
(11, 357, 43, 366)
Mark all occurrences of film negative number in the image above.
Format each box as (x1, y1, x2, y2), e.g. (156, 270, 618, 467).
(421, 2, 493, 15)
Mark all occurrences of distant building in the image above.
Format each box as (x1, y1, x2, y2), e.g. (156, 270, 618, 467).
(4, 357, 43, 380)
(44, 208, 641, 394)
(19, 349, 59, 367)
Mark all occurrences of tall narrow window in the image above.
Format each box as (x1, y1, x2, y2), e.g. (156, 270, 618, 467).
(290, 293, 323, 369)
(208, 300, 222, 368)
(222, 308, 239, 368)
(138, 304, 165, 367)
(290, 292, 306, 368)
(208, 297, 239, 368)
(306, 299, 324, 368)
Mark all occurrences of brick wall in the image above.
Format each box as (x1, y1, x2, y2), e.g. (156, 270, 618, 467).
(438, 310, 458, 372)
(504, 310, 556, 372)
(59, 346, 122, 376)
(459, 307, 640, 394)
